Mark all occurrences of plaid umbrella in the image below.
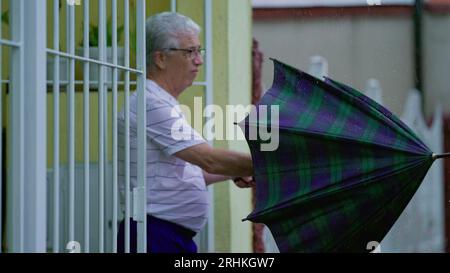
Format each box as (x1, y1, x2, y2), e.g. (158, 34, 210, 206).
(238, 59, 449, 252)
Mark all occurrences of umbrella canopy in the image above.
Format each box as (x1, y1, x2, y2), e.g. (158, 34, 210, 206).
(239, 59, 449, 252)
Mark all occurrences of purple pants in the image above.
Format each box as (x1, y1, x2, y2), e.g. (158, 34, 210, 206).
(117, 215, 197, 253)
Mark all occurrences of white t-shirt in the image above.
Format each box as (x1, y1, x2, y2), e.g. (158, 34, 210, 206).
(118, 79, 209, 233)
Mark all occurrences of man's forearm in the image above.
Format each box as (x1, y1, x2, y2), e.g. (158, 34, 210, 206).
(174, 143, 253, 177)
(202, 171, 232, 186)
(208, 148, 253, 177)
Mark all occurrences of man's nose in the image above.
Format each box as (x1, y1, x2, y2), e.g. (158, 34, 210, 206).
(193, 54, 203, 66)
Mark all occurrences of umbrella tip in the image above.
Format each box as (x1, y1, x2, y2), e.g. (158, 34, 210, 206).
(432, 153, 450, 160)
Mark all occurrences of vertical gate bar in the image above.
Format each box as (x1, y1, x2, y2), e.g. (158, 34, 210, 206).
(171, 0, 177, 12)
(65, 0, 70, 249)
(0, 0, 3, 254)
(203, 0, 214, 253)
(8, 0, 25, 253)
(68, 1, 76, 244)
(52, 0, 61, 253)
(22, 0, 47, 252)
(123, 0, 131, 253)
(102, 0, 108, 252)
(112, 0, 118, 253)
(98, 0, 106, 253)
(204, 1, 213, 143)
(82, 0, 90, 253)
(18, 0, 25, 253)
(136, 0, 147, 253)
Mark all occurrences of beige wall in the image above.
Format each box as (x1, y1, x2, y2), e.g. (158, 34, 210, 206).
(424, 13, 450, 117)
(253, 15, 417, 116)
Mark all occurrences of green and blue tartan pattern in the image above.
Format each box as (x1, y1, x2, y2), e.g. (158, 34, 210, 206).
(240, 59, 434, 252)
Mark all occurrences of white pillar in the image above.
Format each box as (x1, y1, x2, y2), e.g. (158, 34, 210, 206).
(135, 0, 147, 253)
(23, 0, 47, 252)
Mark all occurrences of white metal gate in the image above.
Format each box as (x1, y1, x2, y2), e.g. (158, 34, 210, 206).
(1, 0, 148, 253)
(1, 0, 214, 253)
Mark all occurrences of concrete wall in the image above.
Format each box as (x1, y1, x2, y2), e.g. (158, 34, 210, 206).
(253, 6, 450, 252)
(254, 9, 450, 118)
(424, 13, 450, 117)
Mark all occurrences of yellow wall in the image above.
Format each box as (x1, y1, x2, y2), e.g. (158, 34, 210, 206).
(227, 0, 253, 253)
(211, 0, 232, 252)
(211, 0, 253, 253)
(1, 0, 10, 97)
(46, 91, 127, 165)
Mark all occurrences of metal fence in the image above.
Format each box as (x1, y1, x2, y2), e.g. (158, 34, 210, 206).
(1, 0, 148, 253)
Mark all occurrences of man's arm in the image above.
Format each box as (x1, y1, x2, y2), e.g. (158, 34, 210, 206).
(202, 171, 255, 188)
(202, 171, 231, 186)
(174, 143, 253, 177)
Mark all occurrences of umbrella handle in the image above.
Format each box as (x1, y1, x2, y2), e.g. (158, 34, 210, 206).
(432, 153, 450, 160)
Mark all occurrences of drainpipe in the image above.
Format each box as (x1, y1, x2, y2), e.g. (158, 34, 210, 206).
(414, 0, 424, 110)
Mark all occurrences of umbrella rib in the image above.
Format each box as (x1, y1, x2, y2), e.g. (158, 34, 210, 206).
(247, 156, 430, 220)
(269, 60, 429, 153)
(322, 77, 428, 151)
(255, 155, 427, 176)
(245, 122, 430, 157)
(247, 158, 429, 252)
(327, 159, 430, 252)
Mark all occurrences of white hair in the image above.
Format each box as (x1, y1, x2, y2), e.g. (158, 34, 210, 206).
(146, 12, 201, 69)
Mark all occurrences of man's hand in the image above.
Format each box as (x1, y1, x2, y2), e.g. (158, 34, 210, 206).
(233, 176, 255, 188)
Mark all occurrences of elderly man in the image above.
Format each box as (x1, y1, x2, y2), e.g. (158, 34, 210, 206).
(117, 12, 254, 253)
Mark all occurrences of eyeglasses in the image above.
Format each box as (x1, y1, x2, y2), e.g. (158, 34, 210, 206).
(165, 47, 206, 59)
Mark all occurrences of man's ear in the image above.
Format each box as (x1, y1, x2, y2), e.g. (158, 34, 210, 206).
(154, 51, 166, 70)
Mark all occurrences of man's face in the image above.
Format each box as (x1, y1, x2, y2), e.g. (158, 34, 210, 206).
(165, 33, 203, 92)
